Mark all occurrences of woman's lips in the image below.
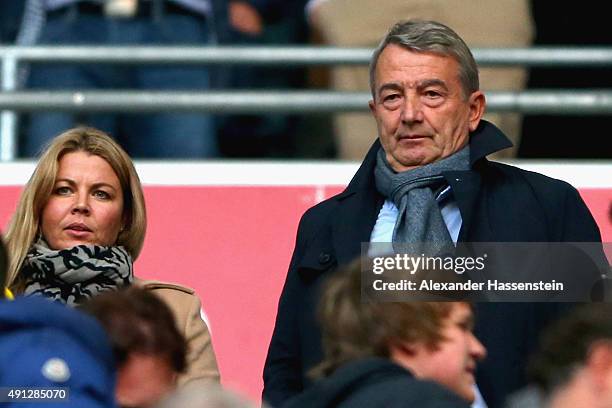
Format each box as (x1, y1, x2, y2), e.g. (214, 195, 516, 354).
(64, 223, 93, 237)
(65, 228, 93, 238)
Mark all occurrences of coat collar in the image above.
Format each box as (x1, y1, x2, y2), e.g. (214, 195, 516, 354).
(338, 120, 511, 200)
(329, 120, 510, 258)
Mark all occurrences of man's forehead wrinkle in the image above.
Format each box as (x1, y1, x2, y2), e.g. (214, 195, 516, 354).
(377, 78, 447, 93)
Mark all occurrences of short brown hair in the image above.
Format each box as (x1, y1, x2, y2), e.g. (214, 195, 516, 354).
(314, 258, 464, 377)
(79, 286, 187, 373)
(529, 304, 612, 393)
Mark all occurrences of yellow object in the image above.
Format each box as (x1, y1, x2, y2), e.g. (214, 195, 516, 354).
(4, 287, 14, 300)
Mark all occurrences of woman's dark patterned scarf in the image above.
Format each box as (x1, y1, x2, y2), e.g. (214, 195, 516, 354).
(22, 239, 133, 306)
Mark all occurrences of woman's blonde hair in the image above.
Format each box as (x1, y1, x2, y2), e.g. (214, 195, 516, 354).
(4, 127, 147, 290)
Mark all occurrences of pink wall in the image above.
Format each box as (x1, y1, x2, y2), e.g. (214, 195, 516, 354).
(1, 177, 610, 402)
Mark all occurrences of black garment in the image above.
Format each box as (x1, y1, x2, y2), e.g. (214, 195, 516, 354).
(519, 1, 612, 159)
(263, 121, 603, 408)
(282, 358, 469, 408)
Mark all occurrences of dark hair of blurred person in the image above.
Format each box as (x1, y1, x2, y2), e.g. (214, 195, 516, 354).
(283, 259, 484, 407)
(80, 286, 187, 408)
(2, 126, 219, 384)
(528, 304, 612, 408)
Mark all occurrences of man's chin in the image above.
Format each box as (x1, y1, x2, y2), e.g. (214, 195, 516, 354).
(389, 152, 438, 172)
(460, 388, 476, 404)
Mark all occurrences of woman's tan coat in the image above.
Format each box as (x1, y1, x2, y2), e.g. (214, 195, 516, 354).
(135, 278, 220, 386)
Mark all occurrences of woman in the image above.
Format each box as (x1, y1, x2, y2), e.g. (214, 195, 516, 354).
(3, 127, 219, 386)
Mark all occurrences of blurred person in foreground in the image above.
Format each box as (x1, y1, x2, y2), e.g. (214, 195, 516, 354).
(264, 19, 604, 408)
(506, 304, 612, 408)
(80, 286, 187, 408)
(156, 384, 262, 408)
(283, 259, 483, 408)
(0, 235, 118, 407)
(2, 127, 219, 386)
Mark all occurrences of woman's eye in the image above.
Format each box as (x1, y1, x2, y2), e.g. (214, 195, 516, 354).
(93, 190, 110, 200)
(55, 186, 71, 195)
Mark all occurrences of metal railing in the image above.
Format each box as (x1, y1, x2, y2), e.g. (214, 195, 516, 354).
(3, 45, 612, 66)
(2, 45, 612, 160)
(2, 90, 612, 114)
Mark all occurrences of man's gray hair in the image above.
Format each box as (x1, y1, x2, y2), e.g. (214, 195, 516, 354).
(369, 20, 479, 100)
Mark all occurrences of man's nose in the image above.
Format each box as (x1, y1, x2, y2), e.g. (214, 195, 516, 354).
(400, 94, 424, 123)
(470, 333, 487, 361)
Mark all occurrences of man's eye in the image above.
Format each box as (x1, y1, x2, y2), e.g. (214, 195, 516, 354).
(384, 94, 400, 101)
(93, 190, 110, 199)
(424, 90, 441, 98)
(458, 321, 473, 331)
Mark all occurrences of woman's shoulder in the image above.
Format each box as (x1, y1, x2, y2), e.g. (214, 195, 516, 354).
(133, 277, 196, 296)
(133, 278, 203, 325)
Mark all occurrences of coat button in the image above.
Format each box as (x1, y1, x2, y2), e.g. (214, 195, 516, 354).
(318, 252, 332, 264)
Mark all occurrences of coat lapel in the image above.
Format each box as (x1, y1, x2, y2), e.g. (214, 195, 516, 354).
(330, 140, 385, 266)
(331, 189, 384, 265)
(444, 170, 485, 242)
(446, 120, 511, 242)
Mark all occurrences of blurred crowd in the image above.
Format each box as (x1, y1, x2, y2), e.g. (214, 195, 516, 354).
(0, 0, 610, 160)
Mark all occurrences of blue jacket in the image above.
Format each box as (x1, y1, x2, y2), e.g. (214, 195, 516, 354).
(0, 296, 117, 407)
(263, 121, 604, 408)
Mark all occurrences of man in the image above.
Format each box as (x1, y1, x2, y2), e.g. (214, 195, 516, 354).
(526, 304, 612, 408)
(307, 0, 533, 160)
(263, 20, 603, 408)
(284, 260, 483, 408)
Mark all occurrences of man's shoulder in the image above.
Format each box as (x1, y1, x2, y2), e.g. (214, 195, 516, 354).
(339, 360, 469, 408)
(482, 160, 578, 197)
(301, 193, 343, 220)
(355, 378, 470, 407)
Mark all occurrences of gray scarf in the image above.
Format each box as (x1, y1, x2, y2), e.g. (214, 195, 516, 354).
(22, 239, 133, 306)
(374, 145, 470, 255)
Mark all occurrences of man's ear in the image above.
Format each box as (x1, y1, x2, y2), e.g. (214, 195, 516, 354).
(369, 99, 376, 116)
(467, 91, 486, 132)
(389, 339, 418, 358)
(585, 341, 612, 393)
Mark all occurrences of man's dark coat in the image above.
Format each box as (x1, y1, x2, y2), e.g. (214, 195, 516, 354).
(282, 358, 469, 408)
(263, 122, 603, 408)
